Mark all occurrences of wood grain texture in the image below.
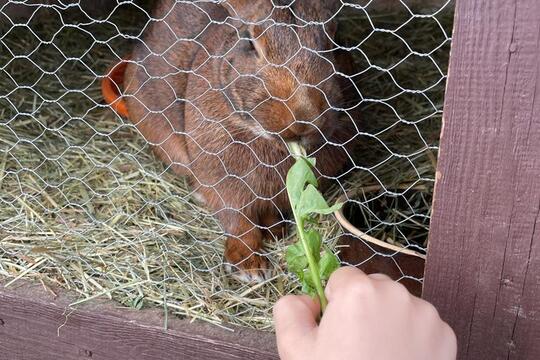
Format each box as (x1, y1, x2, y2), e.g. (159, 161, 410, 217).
(423, 0, 540, 359)
(0, 282, 278, 360)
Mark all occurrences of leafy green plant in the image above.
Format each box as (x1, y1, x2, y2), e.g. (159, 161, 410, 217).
(285, 143, 342, 312)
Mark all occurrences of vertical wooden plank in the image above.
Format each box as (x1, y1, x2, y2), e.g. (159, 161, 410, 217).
(423, 0, 540, 359)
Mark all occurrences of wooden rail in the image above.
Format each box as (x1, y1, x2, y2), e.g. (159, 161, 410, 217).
(0, 282, 278, 360)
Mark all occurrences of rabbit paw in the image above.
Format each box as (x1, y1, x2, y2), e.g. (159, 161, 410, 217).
(224, 252, 271, 283)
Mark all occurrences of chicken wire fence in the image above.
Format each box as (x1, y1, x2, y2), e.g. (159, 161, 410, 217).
(0, 0, 453, 330)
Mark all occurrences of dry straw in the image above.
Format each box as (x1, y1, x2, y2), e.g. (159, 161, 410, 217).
(0, 3, 452, 330)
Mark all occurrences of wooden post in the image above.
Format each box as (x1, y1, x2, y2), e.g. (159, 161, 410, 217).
(423, 0, 540, 359)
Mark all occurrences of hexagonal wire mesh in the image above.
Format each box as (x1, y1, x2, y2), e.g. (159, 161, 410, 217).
(0, 0, 453, 330)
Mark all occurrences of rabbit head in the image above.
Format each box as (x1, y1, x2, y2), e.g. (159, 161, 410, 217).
(218, 0, 346, 147)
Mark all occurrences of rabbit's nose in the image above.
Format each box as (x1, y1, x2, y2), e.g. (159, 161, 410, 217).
(293, 122, 318, 136)
(281, 122, 319, 140)
(285, 86, 328, 132)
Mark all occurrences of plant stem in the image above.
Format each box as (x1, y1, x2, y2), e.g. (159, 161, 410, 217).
(295, 216, 328, 312)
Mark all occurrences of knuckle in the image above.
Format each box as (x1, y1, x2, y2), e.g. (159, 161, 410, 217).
(443, 322, 458, 347)
(391, 280, 411, 298)
(273, 295, 296, 315)
(421, 301, 441, 320)
(345, 277, 376, 298)
(368, 272, 392, 281)
(333, 265, 362, 280)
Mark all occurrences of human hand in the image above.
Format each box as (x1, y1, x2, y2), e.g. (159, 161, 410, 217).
(274, 266, 457, 360)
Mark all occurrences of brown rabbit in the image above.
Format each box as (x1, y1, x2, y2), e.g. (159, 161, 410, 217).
(118, 0, 359, 281)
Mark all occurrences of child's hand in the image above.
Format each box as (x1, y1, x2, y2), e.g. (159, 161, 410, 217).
(273, 266, 457, 360)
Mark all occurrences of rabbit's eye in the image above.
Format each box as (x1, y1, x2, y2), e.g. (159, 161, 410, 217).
(241, 31, 257, 53)
(247, 39, 257, 52)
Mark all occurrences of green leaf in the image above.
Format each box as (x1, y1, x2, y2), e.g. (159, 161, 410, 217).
(286, 158, 317, 209)
(304, 216, 319, 225)
(296, 184, 343, 218)
(304, 229, 321, 263)
(319, 250, 340, 281)
(286, 241, 308, 276)
(301, 270, 317, 297)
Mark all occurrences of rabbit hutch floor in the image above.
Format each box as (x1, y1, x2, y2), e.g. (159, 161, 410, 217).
(0, 3, 453, 330)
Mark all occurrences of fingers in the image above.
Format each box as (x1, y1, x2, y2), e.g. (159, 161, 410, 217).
(273, 295, 319, 358)
(325, 266, 370, 301)
(441, 322, 458, 359)
(409, 296, 458, 360)
(367, 273, 393, 282)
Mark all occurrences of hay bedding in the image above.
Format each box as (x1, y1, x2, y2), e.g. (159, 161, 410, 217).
(0, 2, 452, 330)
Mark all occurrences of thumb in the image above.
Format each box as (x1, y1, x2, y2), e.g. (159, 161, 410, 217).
(273, 295, 319, 359)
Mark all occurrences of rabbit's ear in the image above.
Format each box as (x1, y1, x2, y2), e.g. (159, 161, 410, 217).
(222, 0, 273, 22)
